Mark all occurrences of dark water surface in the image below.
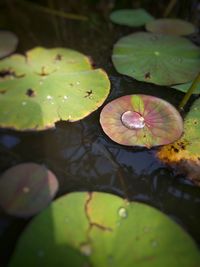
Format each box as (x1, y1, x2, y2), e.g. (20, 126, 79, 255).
(0, 1, 200, 266)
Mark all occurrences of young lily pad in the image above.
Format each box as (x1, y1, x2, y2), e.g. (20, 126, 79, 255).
(112, 32, 200, 86)
(0, 30, 18, 59)
(0, 163, 59, 217)
(157, 98, 200, 186)
(0, 47, 110, 130)
(110, 8, 154, 27)
(145, 18, 196, 36)
(9, 192, 200, 267)
(100, 94, 183, 148)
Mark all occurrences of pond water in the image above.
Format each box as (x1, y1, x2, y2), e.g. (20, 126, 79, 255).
(0, 1, 200, 266)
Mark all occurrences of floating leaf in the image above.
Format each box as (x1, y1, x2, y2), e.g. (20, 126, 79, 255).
(9, 192, 200, 267)
(100, 94, 183, 148)
(157, 98, 200, 186)
(145, 18, 196, 36)
(112, 32, 200, 85)
(0, 30, 18, 59)
(0, 163, 59, 217)
(172, 81, 200, 94)
(110, 8, 154, 27)
(0, 47, 110, 130)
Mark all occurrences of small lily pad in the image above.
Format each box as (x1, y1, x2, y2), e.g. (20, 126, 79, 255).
(112, 32, 200, 85)
(0, 163, 59, 217)
(0, 47, 110, 130)
(110, 8, 154, 27)
(157, 98, 200, 186)
(9, 192, 200, 267)
(0, 30, 18, 59)
(145, 18, 196, 36)
(100, 94, 183, 148)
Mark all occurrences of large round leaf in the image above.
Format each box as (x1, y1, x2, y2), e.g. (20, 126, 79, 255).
(0, 163, 59, 217)
(100, 94, 183, 148)
(0, 30, 18, 59)
(0, 47, 110, 130)
(145, 18, 196, 36)
(110, 8, 154, 27)
(157, 98, 200, 186)
(112, 32, 200, 86)
(9, 192, 200, 267)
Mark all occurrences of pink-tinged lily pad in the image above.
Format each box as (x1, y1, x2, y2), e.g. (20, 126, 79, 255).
(145, 18, 196, 36)
(0, 30, 18, 59)
(0, 163, 59, 217)
(100, 95, 183, 148)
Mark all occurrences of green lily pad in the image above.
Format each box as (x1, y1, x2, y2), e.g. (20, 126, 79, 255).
(112, 32, 200, 86)
(172, 80, 200, 93)
(0, 30, 18, 59)
(9, 192, 200, 267)
(0, 47, 110, 130)
(157, 98, 200, 186)
(100, 94, 183, 148)
(145, 18, 196, 36)
(0, 163, 59, 217)
(110, 8, 154, 27)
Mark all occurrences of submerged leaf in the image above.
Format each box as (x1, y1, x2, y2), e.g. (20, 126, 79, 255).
(0, 47, 110, 130)
(110, 8, 154, 27)
(100, 94, 183, 147)
(9, 192, 200, 267)
(145, 18, 196, 36)
(0, 163, 59, 217)
(0, 31, 18, 59)
(157, 98, 200, 186)
(112, 32, 200, 85)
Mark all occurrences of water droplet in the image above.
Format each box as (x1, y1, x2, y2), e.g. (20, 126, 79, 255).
(121, 111, 145, 129)
(76, 81, 80, 85)
(22, 101, 27, 106)
(154, 51, 160, 56)
(80, 243, 92, 256)
(63, 95, 68, 100)
(118, 207, 128, 218)
(22, 187, 30, 193)
(46, 95, 53, 100)
(51, 102, 54, 105)
(151, 240, 158, 247)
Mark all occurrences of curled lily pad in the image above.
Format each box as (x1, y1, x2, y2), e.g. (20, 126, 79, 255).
(100, 94, 183, 148)
(145, 18, 196, 36)
(157, 98, 200, 186)
(0, 47, 110, 130)
(172, 80, 200, 93)
(110, 8, 154, 27)
(9, 192, 200, 267)
(0, 30, 18, 59)
(112, 32, 200, 86)
(0, 163, 59, 217)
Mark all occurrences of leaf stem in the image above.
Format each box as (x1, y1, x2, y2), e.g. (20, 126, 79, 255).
(179, 72, 200, 111)
(16, 0, 88, 21)
(163, 0, 177, 17)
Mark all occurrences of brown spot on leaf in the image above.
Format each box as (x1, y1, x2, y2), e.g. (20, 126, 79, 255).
(0, 69, 15, 78)
(55, 54, 62, 61)
(0, 89, 6, 94)
(84, 90, 93, 98)
(145, 72, 151, 79)
(40, 66, 48, 76)
(26, 88, 36, 97)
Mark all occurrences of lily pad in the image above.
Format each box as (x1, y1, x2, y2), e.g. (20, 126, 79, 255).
(100, 94, 183, 148)
(0, 47, 110, 130)
(145, 18, 196, 36)
(172, 80, 200, 93)
(110, 8, 154, 27)
(157, 98, 200, 186)
(0, 163, 59, 217)
(9, 192, 200, 267)
(112, 32, 200, 85)
(0, 30, 18, 59)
